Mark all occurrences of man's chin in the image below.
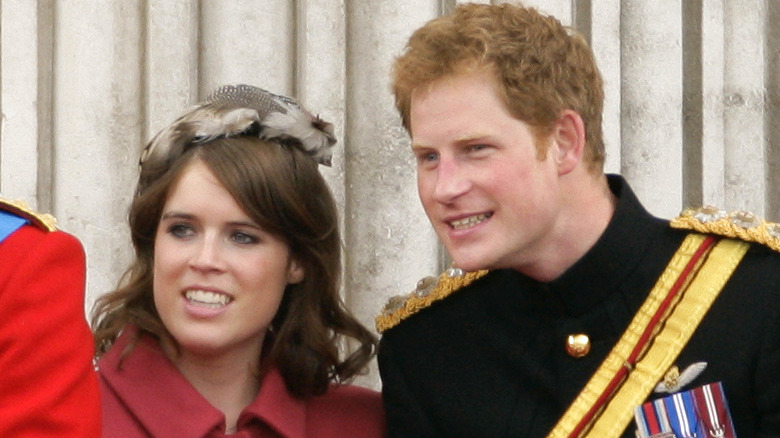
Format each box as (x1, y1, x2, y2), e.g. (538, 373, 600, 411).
(448, 253, 492, 273)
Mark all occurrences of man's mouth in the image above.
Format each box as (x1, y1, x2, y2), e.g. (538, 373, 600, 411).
(449, 213, 492, 230)
(184, 290, 233, 308)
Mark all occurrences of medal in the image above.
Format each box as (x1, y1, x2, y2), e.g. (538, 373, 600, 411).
(634, 382, 737, 438)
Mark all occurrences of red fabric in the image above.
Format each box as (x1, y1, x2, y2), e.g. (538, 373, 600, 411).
(98, 329, 386, 437)
(0, 225, 101, 437)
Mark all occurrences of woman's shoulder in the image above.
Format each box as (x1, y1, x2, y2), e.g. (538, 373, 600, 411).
(305, 383, 386, 437)
(309, 382, 383, 413)
(322, 382, 381, 403)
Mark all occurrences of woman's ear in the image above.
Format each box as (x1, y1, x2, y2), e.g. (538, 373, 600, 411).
(287, 259, 305, 284)
(551, 109, 586, 175)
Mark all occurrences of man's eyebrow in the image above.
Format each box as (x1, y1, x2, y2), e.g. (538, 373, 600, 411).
(411, 133, 492, 149)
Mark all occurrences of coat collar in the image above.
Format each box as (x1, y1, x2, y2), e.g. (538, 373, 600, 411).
(98, 328, 308, 437)
(242, 365, 306, 437)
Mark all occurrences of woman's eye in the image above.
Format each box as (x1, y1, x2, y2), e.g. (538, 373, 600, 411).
(168, 224, 194, 238)
(232, 231, 258, 245)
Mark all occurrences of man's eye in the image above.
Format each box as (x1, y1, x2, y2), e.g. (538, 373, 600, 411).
(232, 231, 258, 245)
(168, 224, 195, 238)
(416, 151, 438, 163)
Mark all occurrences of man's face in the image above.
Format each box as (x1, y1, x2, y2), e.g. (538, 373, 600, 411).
(409, 69, 566, 273)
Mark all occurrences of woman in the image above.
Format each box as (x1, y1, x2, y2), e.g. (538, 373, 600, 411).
(92, 85, 385, 437)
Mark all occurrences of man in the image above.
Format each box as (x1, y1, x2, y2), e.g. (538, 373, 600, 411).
(376, 3, 780, 437)
(0, 198, 100, 436)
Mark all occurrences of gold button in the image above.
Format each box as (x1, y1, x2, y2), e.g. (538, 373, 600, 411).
(566, 334, 590, 358)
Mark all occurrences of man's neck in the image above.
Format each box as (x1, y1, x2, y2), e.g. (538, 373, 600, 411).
(517, 172, 615, 282)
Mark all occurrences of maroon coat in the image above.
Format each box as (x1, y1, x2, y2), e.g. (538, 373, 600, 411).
(0, 216, 100, 436)
(98, 330, 386, 437)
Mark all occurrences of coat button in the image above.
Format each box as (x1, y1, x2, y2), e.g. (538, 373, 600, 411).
(566, 334, 590, 358)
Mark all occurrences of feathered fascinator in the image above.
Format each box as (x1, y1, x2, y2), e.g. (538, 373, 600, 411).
(139, 84, 337, 179)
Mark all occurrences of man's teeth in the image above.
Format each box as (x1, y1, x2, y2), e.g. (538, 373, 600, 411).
(450, 214, 490, 230)
(185, 290, 232, 308)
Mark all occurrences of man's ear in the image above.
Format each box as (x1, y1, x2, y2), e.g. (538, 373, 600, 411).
(551, 109, 586, 175)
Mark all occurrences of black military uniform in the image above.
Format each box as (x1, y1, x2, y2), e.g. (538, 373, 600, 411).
(377, 175, 780, 437)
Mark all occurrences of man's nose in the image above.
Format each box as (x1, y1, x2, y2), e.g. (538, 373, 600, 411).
(432, 158, 471, 203)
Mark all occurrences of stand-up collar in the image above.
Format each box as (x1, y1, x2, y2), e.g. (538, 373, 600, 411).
(538, 175, 669, 315)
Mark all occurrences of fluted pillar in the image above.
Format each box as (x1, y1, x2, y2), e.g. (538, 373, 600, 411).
(344, 0, 441, 387)
(52, 1, 143, 310)
(620, 1, 684, 218)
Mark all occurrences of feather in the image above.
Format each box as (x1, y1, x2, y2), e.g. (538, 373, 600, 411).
(190, 107, 261, 143)
(262, 106, 336, 165)
(205, 84, 337, 166)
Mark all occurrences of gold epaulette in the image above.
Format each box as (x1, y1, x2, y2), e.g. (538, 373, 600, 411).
(0, 198, 58, 232)
(375, 267, 489, 333)
(670, 205, 780, 253)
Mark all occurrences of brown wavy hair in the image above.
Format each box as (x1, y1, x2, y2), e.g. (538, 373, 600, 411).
(92, 134, 377, 398)
(392, 2, 605, 173)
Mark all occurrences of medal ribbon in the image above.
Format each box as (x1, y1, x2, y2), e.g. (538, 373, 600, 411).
(635, 388, 701, 438)
(691, 382, 736, 438)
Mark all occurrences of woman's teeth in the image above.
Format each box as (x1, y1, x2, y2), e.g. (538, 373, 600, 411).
(185, 290, 232, 308)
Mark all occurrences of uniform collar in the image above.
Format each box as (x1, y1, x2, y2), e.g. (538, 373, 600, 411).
(98, 328, 307, 437)
(524, 175, 670, 316)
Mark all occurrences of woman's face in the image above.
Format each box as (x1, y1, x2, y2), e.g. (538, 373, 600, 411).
(153, 159, 303, 361)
